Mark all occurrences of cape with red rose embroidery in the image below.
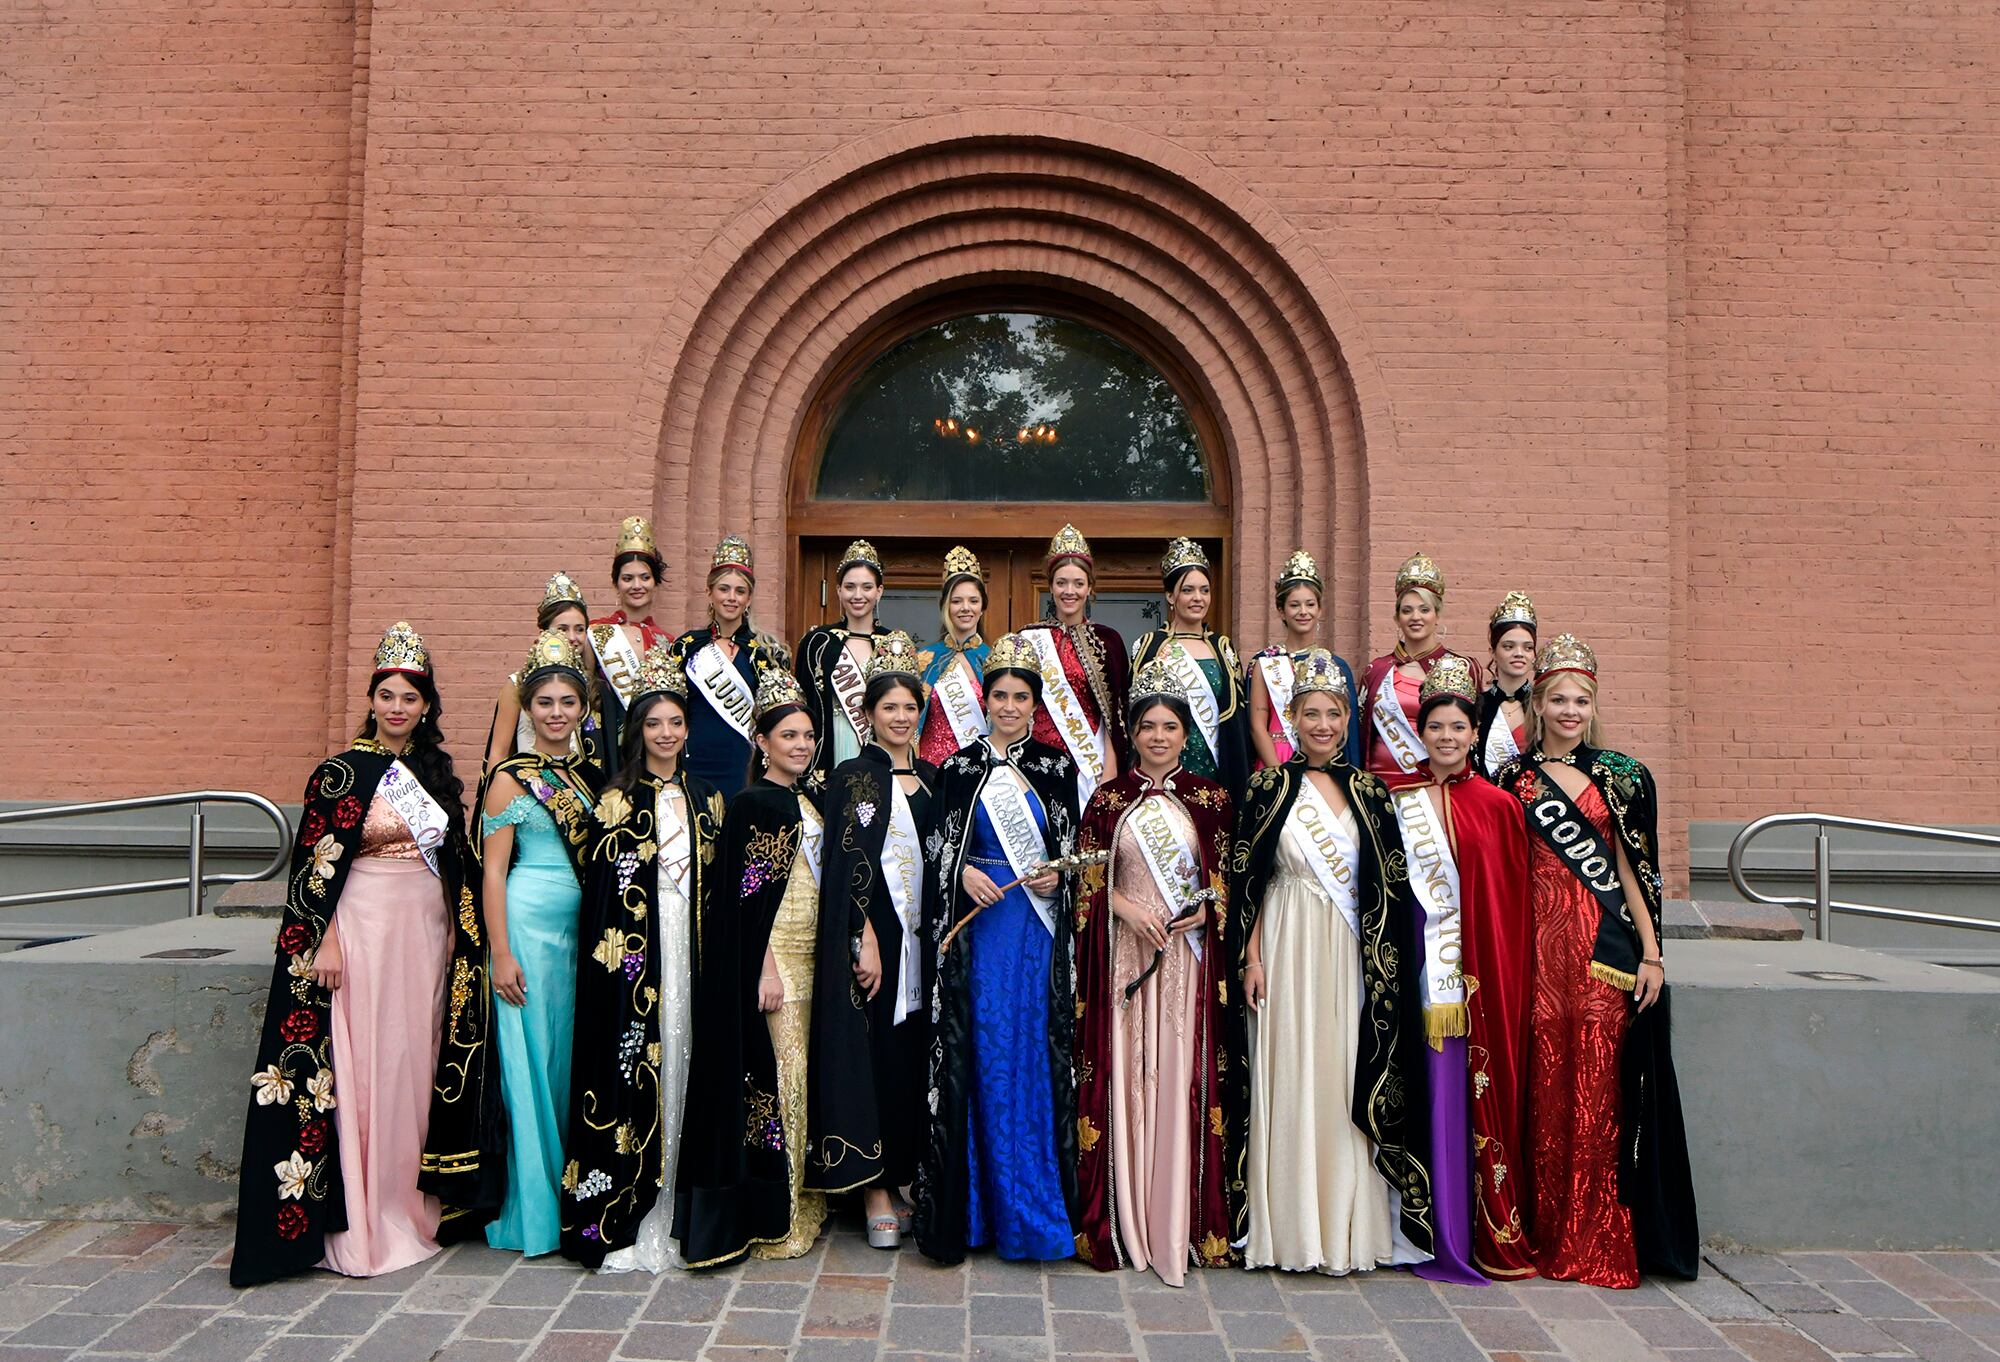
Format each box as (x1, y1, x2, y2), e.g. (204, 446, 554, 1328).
(230, 739, 500, 1287)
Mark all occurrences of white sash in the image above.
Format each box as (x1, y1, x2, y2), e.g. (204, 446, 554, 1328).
(655, 785, 692, 906)
(688, 641, 756, 741)
(1127, 793, 1204, 963)
(589, 624, 645, 708)
(1023, 629, 1107, 807)
(1371, 667, 1426, 774)
(1285, 777, 1362, 939)
(376, 759, 449, 878)
(1258, 653, 1298, 750)
(1390, 785, 1467, 1037)
(932, 653, 989, 749)
(977, 764, 1055, 937)
(828, 638, 872, 748)
(1159, 643, 1222, 757)
(883, 780, 923, 1024)
(1482, 702, 1522, 774)
(797, 801, 824, 890)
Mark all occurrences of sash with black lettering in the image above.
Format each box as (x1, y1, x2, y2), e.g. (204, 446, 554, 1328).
(828, 640, 872, 748)
(1524, 768, 1641, 990)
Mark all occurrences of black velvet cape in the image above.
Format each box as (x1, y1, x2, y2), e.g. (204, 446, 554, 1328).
(1227, 754, 1436, 1258)
(806, 743, 938, 1194)
(795, 622, 894, 777)
(231, 740, 502, 1286)
(559, 766, 726, 1269)
(1492, 744, 1699, 1279)
(910, 735, 1082, 1264)
(671, 776, 815, 1267)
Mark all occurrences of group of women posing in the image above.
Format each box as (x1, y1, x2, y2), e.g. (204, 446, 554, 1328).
(232, 521, 1695, 1296)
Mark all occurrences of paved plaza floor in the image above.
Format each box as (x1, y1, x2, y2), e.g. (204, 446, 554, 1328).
(0, 1218, 1995, 1362)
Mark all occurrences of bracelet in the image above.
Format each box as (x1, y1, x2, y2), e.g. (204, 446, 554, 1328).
(1642, 956, 1664, 968)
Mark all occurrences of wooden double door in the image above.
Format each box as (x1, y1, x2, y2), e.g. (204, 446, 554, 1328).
(790, 536, 1230, 655)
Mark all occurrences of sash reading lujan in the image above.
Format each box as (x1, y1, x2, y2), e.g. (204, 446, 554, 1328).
(1159, 643, 1223, 758)
(1023, 628, 1107, 807)
(1285, 776, 1362, 939)
(589, 624, 645, 708)
(931, 653, 989, 749)
(977, 764, 1056, 937)
(1390, 784, 1467, 1045)
(377, 759, 450, 878)
(687, 641, 756, 741)
(1127, 793, 1204, 964)
(1371, 668, 1426, 774)
(1259, 653, 1299, 749)
(883, 779, 923, 1023)
(828, 639, 872, 748)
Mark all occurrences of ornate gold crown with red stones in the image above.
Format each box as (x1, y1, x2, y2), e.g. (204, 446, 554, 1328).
(1045, 523, 1092, 571)
(1130, 654, 1191, 708)
(540, 571, 586, 616)
(615, 516, 657, 560)
(632, 643, 689, 706)
(837, 538, 882, 577)
(1536, 633, 1597, 682)
(1395, 551, 1445, 601)
(1418, 655, 1479, 706)
(1291, 648, 1350, 703)
(372, 621, 430, 677)
(709, 534, 754, 582)
(1161, 536, 1210, 585)
(864, 630, 925, 688)
(1490, 590, 1537, 630)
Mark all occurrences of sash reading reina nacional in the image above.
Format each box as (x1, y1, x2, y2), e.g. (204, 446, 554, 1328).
(1127, 792, 1205, 965)
(978, 765, 1056, 938)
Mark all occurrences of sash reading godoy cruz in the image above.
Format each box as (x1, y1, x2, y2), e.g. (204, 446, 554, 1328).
(687, 641, 756, 740)
(1524, 768, 1643, 990)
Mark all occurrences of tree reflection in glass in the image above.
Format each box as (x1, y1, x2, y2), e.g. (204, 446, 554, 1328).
(817, 313, 1209, 502)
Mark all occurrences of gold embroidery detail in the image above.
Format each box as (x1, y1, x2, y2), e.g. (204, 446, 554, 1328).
(1077, 1114, 1100, 1152)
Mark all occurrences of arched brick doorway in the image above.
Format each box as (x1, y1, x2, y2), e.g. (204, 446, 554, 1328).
(627, 112, 1396, 656)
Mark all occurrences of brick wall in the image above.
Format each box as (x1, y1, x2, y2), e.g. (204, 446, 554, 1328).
(4, 0, 1993, 869)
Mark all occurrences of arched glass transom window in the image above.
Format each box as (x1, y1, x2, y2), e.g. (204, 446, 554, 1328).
(815, 312, 1210, 502)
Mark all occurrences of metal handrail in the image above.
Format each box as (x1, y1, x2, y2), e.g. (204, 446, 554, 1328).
(1727, 812, 2000, 943)
(0, 792, 291, 931)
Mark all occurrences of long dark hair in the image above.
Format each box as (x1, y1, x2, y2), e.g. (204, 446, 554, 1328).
(748, 701, 812, 785)
(862, 673, 924, 714)
(1127, 693, 1195, 737)
(357, 669, 466, 818)
(607, 692, 688, 803)
(1416, 692, 1480, 731)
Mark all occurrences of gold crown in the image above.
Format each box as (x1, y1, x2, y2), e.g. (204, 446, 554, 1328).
(1490, 590, 1537, 630)
(1292, 648, 1350, 703)
(753, 666, 807, 719)
(1536, 633, 1597, 682)
(1418, 655, 1479, 707)
(1130, 653, 1190, 708)
(615, 516, 658, 560)
(1276, 548, 1323, 594)
(1395, 551, 1445, 601)
(539, 571, 586, 616)
(942, 544, 985, 585)
(521, 628, 587, 684)
(983, 632, 1043, 678)
(632, 644, 689, 706)
(709, 534, 754, 581)
(1046, 523, 1093, 570)
(837, 538, 882, 577)
(1161, 536, 1210, 583)
(864, 630, 926, 687)
(372, 620, 430, 677)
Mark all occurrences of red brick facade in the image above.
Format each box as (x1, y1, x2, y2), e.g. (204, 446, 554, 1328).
(6, 2, 1996, 885)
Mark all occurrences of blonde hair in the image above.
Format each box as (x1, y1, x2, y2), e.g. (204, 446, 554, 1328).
(1397, 586, 1443, 614)
(1526, 670, 1605, 749)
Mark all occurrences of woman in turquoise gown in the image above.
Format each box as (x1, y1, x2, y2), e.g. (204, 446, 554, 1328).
(480, 631, 601, 1256)
(1129, 537, 1248, 798)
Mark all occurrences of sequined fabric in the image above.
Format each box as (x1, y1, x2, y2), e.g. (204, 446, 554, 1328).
(359, 789, 423, 860)
(1526, 781, 1638, 1288)
(751, 799, 827, 1260)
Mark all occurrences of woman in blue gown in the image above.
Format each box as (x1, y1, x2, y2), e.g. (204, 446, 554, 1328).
(480, 630, 601, 1256)
(912, 634, 1083, 1264)
(665, 535, 784, 801)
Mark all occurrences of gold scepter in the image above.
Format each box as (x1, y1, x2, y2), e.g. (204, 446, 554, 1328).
(939, 848, 1108, 956)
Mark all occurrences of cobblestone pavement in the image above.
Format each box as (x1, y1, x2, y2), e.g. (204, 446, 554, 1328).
(1, 1218, 1996, 1362)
